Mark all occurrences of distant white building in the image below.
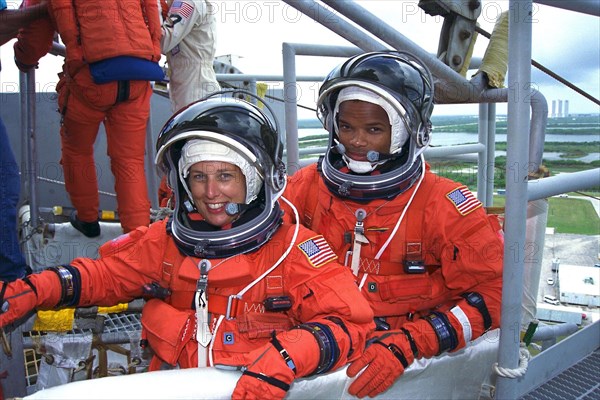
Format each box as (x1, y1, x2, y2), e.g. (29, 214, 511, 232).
(550, 99, 571, 117)
(536, 304, 584, 325)
(558, 264, 600, 307)
(558, 100, 563, 118)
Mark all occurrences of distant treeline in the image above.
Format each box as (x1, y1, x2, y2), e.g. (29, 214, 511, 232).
(495, 142, 600, 157)
(431, 156, 600, 192)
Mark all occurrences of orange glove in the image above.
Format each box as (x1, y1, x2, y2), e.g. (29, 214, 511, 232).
(232, 337, 295, 400)
(347, 330, 417, 398)
(0, 271, 61, 327)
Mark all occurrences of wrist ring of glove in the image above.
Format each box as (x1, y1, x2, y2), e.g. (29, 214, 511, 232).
(296, 322, 340, 375)
(48, 265, 81, 307)
(424, 311, 458, 355)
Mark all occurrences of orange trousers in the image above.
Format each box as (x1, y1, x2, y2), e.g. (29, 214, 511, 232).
(58, 67, 151, 232)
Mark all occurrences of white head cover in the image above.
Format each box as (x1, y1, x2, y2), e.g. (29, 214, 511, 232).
(334, 87, 409, 173)
(178, 139, 263, 204)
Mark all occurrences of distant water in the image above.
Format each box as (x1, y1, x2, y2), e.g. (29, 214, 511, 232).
(493, 151, 599, 162)
(298, 129, 600, 145)
(430, 132, 599, 163)
(430, 132, 600, 146)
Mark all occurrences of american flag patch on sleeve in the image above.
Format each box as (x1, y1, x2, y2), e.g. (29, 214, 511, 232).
(298, 236, 337, 268)
(170, 1, 194, 19)
(446, 185, 482, 216)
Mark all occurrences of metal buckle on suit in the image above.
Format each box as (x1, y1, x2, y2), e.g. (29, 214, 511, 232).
(226, 294, 242, 320)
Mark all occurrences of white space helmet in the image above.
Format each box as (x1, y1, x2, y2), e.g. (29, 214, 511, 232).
(317, 51, 434, 201)
(155, 91, 286, 258)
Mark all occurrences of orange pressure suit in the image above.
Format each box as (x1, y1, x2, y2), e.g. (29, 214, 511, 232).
(14, 0, 163, 231)
(0, 217, 373, 373)
(284, 163, 503, 359)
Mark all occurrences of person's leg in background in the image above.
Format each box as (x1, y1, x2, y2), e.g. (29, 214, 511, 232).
(59, 85, 104, 237)
(105, 81, 152, 232)
(0, 117, 28, 281)
(58, 67, 129, 237)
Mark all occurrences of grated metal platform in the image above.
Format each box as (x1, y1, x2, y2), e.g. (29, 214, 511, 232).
(103, 312, 142, 334)
(23, 311, 143, 391)
(520, 349, 600, 400)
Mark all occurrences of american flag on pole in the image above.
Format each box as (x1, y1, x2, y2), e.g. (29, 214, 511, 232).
(298, 236, 337, 268)
(446, 185, 482, 216)
(170, 1, 194, 19)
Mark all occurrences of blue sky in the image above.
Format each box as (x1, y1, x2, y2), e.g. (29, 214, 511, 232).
(1, 1, 599, 117)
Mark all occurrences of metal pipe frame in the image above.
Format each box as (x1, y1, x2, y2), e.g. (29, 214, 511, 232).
(533, 0, 600, 16)
(496, 1, 534, 398)
(21, 71, 40, 227)
(477, 104, 491, 205)
(22, 331, 137, 348)
(528, 168, 600, 201)
(216, 73, 326, 82)
(283, 42, 301, 173)
(531, 322, 579, 341)
(486, 104, 498, 205)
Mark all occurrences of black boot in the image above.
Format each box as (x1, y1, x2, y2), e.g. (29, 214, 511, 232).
(70, 211, 100, 238)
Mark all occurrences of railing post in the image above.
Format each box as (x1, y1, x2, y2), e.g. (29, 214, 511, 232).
(486, 103, 497, 206)
(477, 103, 490, 205)
(20, 70, 40, 227)
(282, 43, 301, 174)
(496, 1, 533, 398)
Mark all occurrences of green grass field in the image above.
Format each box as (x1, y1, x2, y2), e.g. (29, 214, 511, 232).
(547, 198, 600, 234)
(493, 196, 600, 235)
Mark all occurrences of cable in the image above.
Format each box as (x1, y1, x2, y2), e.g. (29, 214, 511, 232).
(219, 81, 318, 112)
